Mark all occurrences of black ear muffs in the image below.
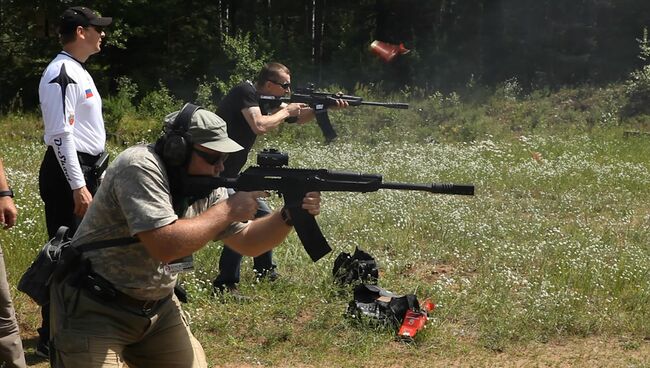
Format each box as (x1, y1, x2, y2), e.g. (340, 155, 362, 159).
(161, 103, 201, 166)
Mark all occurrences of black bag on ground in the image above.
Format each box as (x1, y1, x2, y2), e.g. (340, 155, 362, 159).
(332, 247, 379, 285)
(346, 284, 420, 326)
(18, 226, 136, 306)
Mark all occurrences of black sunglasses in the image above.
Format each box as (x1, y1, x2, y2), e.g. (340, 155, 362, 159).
(193, 148, 228, 165)
(268, 80, 291, 90)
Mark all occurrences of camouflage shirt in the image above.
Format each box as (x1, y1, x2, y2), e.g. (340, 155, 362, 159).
(72, 144, 246, 300)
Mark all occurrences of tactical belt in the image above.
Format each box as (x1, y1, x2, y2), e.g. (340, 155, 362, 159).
(79, 270, 173, 316)
(78, 150, 109, 179)
(112, 289, 172, 316)
(77, 151, 102, 166)
(45, 146, 108, 180)
(45, 146, 102, 167)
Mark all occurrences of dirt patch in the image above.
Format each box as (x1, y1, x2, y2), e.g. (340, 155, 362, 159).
(23, 335, 649, 367)
(445, 337, 650, 367)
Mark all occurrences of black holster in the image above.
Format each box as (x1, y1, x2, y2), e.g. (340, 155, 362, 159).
(68, 260, 118, 302)
(78, 151, 109, 192)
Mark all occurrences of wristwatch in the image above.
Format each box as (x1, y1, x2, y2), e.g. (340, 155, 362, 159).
(0, 189, 14, 198)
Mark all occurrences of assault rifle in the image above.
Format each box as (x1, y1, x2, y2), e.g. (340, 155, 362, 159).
(185, 149, 474, 262)
(259, 84, 409, 143)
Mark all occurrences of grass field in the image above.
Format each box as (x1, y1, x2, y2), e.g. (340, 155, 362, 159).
(1, 98, 650, 366)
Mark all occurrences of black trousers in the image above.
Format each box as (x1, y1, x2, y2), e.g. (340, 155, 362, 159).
(37, 146, 101, 346)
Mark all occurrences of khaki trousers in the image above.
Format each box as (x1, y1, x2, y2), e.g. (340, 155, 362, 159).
(0, 246, 26, 368)
(50, 279, 207, 368)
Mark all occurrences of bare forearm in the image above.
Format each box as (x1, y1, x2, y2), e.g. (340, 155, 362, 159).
(245, 104, 306, 134)
(138, 202, 235, 262)
(223, 211, 292, 257)
(0, 159, 8, 190)
(0, 159, 17, 228)
(254, 110, 291, 133)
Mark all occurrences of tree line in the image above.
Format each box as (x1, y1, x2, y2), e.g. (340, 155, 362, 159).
(1, 0, 649, 111)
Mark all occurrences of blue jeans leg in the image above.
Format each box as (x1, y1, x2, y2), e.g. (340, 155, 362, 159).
(214, 246, 243, 286)
(253, 250, 275, 274)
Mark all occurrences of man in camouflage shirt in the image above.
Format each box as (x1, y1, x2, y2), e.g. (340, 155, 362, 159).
(49, 107, 321, 367)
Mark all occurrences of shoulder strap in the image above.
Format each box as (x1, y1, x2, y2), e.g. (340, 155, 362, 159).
(54, 226, 71, 243)
(75, 237, 139, 253)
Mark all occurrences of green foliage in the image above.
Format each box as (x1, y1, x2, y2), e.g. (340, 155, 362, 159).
(637, 27, 650, 62)
(96, 79, 640, 149)
(103, 18, 129, 50)
(624, 28, 650, 116)
(194, 77, 219, 111)
(624, 65, 650, 115)
(495, 78, 523, 102)
(3, 1, 650, 111)
(264, 81, 638, 147)
(113, 115, 161, 146)
(137, 81, 182, 122)
(102, 77, 165, 145)
(214, 33, 272, 98)
(103, 76, 138, 130)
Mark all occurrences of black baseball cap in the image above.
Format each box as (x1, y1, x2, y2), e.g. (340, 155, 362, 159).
(59, 6, 112, 33)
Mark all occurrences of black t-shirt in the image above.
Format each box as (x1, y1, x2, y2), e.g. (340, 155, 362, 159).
(217, 81, 279, 178)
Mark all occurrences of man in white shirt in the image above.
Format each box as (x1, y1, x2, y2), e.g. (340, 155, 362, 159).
(37, 6, 112, 359)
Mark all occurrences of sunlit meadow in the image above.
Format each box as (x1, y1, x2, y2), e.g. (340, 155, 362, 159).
(1, 108, 649, 366)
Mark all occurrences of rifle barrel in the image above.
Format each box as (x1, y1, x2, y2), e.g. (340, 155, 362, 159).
(359, 101, 410, 109)
(381, 182, 474, 195)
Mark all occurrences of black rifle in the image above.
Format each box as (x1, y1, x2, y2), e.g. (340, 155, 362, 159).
(259, 84, 409, 143)
(185, 149, 474, 262)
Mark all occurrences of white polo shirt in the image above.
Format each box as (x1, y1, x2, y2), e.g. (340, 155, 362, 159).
(39, 52, 106, 189)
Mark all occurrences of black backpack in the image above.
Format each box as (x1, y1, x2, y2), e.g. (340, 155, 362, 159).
(346, 284, 420, 327)
(18, 226, 136, 306)
(332, 247, 379, 286)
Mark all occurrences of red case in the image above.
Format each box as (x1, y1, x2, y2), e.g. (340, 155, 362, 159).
(397, 299, 435, 340)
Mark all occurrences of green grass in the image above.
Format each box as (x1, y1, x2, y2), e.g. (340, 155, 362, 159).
(1, 85, 650, 366)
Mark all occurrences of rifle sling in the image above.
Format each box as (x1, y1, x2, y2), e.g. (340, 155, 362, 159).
(75, 237, 139, 253)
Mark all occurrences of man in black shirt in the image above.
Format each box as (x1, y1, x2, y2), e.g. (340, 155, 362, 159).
(213, 62, 347, 296)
